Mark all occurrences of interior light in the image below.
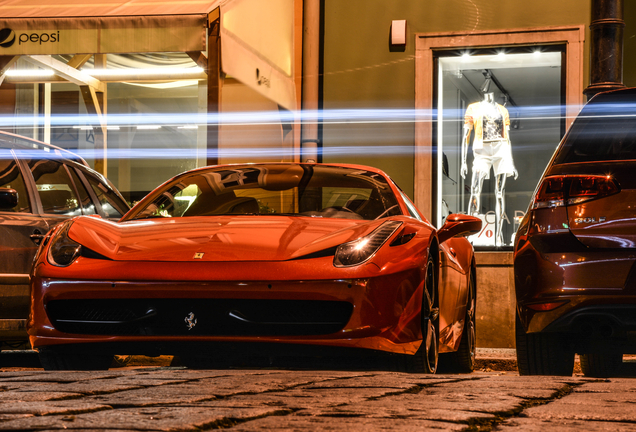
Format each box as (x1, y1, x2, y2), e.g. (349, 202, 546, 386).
(107, 126, 120, 130)
(533, 50, 542, 55)
(137, 125, 162, 130)
(72, 126, 93, 130)
(461, 52, 471, 59)
(498, 51, 506, 57)
(178, 125, 199, 129)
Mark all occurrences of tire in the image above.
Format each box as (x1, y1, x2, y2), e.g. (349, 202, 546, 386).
(515, 312, 574, 376)
(580, 350, 622, 378)
(441, 269, 476, 373)
(399, 256, 439, 373)
(38, 347, 113, 371)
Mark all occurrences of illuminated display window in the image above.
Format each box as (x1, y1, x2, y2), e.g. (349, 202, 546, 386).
(435, 46, 565, 249)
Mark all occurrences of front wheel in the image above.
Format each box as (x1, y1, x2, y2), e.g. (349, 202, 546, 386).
(38, 347, 113, 371)
(399, 256, 439, 373)
(515, 312, 574, 376)
(440, 270, 476, 373)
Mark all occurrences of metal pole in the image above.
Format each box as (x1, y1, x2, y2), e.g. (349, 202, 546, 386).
(301, 0, 321, 163)
(584, 0, 625, 99)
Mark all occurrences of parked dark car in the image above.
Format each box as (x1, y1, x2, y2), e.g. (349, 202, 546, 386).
(514, 87, 636, 377)
(0, 131, 129, 349)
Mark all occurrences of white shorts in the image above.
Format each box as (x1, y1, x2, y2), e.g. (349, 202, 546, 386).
(472, 140, 515, 179)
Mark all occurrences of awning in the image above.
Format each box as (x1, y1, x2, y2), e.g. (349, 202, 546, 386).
(0, 0, 297, 110)
(221, 0, 295, 111)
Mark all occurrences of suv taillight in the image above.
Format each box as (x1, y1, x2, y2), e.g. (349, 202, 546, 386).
(533, 175, 620, 209)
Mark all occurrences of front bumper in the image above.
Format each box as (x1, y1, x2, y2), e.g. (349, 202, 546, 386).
(29, 271, 426, 356)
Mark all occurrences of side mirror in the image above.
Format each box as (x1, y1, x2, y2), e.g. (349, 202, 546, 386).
(438, 213, 482, 244)
(0, 188, 18, 210)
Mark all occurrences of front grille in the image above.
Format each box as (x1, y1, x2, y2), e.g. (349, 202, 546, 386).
(45, 299, 353, 337)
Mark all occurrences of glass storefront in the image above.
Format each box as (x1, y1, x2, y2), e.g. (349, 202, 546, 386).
(6, 54, 204, 203)
(3, 53, 290, 204)
(435, 46, 564, 248)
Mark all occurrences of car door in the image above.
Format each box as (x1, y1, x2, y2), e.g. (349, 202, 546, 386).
(0, 149, 50, 325)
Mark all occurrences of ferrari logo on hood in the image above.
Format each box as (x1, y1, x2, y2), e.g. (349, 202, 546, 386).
(193, 252, 204, 259)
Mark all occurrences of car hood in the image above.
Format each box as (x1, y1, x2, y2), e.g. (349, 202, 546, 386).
(67, 215, 387, 262)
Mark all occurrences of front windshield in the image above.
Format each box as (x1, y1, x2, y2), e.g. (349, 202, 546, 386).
(126, 165, 402, 221)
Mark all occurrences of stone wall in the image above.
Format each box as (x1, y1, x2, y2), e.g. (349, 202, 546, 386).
(475, 252, 516, 348)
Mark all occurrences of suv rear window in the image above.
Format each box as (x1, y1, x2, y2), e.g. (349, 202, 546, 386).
(554, 100, 636, 164)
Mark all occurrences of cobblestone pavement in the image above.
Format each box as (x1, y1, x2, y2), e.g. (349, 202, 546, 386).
(1, 351, 636, 431)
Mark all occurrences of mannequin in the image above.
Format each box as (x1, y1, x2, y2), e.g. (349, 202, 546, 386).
(460, 79, 517, 246)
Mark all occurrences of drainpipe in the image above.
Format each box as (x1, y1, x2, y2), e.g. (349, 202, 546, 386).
(584, 0, 625, 99)
(301, 0, 321, 163)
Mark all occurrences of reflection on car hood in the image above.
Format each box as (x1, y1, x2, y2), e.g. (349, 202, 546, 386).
(67, 215, 386, 262)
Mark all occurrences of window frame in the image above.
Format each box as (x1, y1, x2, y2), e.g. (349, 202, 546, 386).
(414, 26, 585, 224)
(0, 149, 34, 215)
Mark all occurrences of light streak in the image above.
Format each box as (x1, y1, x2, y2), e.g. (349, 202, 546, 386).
(2, 144, 553, 160)
(0, 104, 609, 128)
(0, 102, 634, 161)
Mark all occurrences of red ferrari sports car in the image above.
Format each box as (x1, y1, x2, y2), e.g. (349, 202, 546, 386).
(29, 163, 480, 372)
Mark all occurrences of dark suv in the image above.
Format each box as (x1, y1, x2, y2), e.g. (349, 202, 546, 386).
(514, 87, 636, 377)
(0, 132, 129, 349)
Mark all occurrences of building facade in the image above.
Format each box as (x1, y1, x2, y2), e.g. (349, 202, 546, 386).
(0, 0, 633, 347)
(0, 0, 303, 203)
(318, 0, 635, 347)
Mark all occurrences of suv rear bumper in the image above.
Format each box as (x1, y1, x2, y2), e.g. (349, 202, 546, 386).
(515, 236, 636, 335)
(544, 304, 636, 334)
(533, 303, 636, 353)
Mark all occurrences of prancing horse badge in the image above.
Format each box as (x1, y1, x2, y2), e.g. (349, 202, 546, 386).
(193, 252, 204, 259)
(185, 312, 197, 330)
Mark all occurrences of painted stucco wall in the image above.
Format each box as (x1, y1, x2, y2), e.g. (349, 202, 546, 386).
(320, 1, 636, 348)
(321, 0, 602, 199)
(623, 1, 636, 88)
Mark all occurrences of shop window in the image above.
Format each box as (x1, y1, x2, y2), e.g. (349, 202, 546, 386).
(27, 159, 82, 216)
(435, 46, 564, 249)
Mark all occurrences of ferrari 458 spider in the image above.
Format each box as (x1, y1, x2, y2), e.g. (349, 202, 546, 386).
(29, 163, 480, 372)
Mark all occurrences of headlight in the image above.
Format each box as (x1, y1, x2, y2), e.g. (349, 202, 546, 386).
(334, 221, 402, 267)
(47, 221, 82, 267)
